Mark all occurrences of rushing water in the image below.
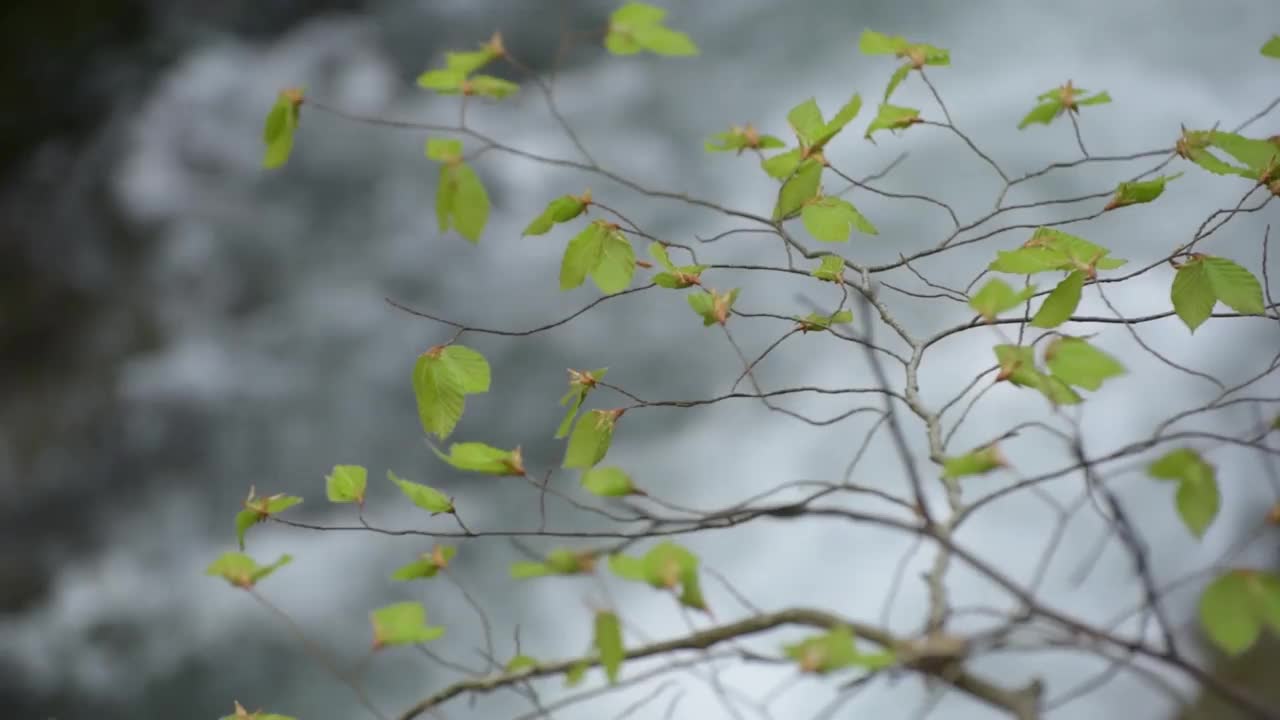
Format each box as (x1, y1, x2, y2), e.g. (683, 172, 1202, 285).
(3, 2, 1278, 718)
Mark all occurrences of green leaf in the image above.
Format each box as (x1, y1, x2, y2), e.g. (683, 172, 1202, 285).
(797, 309, 854, 332)
(326, 464, 367, 504)
(450, 164, 489, 243)
(812, 254, 845, 283)
(469, 75, 520, 99)
(371, 602, 445, 648)
(391, 546, 457, 581)
(687, 288, 740, 325)
(594, 611, 625, 683)
(865, 104, 921, 140)
(814, 94, 862, 149)
(1105, 173, 1182, 211)
(509, 561, 553, 579)
(941, 445, 1007, 479)
(445, 48, 498, 75)
(989, 228, 1125, 275)
(425, 138, 463, 163)
(1030, 271, 1085, 328)
(413, 354, 466, 439)
(506, 654, 538, 673)
(206, 552, 292, 589)
(1149, 448, 1220, 537)
(1045, 336, 1126, 392)
(417, 68, 467, 92)
(389, 470, 455, 513)
(761, 148, 804, 179)
(607, 3, 697, 57)
(883, 63, 911, 102)
(773, 160, 823, 220)
(858, 29, 909, 55)
(236, 491, 303, 550)
(994, 344, 1083, 406)
(1263, 35, 1280, 59)
(524, 195, 587, 236)
(1201, 571, 1264, 654)
(1171, 260, 1216, 332)
(561, 222, 607, 290)
(432, 443, 523, 476)
(581, 466, 637, 497)
(783, 625, 864, 673)
(565, 660, 589, 687)
(608, 554, 648, 581)
(1018, 100, 1062, 130)
(262, 91, 301, 169)
(235, 509, 260, 551)
(434, 166, 455, 233)
(1077, 91, 1111, 107)
(1210, 131, 1280, 175)
(590, 229, 636, 294)
(563, 410, 617, 469)
(801, 196, 877, 242)
(438, 345, 491, 394)
(1202, 255, 1265, 315)
(649, 242, 675, 271)
(787, 98, 826, 147)
(411, 345, 489, 440)
(969, 278, 1036, 321)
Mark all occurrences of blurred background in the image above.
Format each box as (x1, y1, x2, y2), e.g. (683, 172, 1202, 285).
(2, 1, 1278, 718)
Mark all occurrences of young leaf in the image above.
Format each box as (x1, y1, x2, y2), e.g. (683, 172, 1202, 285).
(858, 29, 909, 55)
(761, 148, 804, 179)
(371, 602, 445, 649)
(433, 443, 525, 476)
(705, 124, 786, 153)
(565, 660, 590, 687)
(326, 464, 367, 504)
(438, 345, 491, 394)
(687, 288, 740, 325)
(773, 160, 823, 220)
(524, 195, 587, 236)
(236, 489, 303, 550)
(1104, 173, 1183, 211)
(561, 222, 607, 290)
(563, 409, 618, 469)
(557, 368, 607, 439)
(1202, 255, 1265, 315)
(801, 196, 878, 242)
(417, 68, 467, 93)
(865, 104, 921, 140)
(969, 278, 1036, 322)
(450, 164, 490, 242)
(262, 89, 303, 169)
(812, 254, 846, 283)
(506, 654, 538, 673)
(391, 546, 457, 581)
(468, 75, 520, 99)
(1199, 570, 1267, 655)
(883, 63, 912, 102)
(813, 94, 863, 149)
(1263, 35, 1280, 59)
(786, 98, 826, 147)
(783, 625, 862, 673)
(590, 229, 636, 294)
(425, 138, 464, 163)
(608, 553, 648, 582)
(941, 445, 1007, 479)
(594, 611, 625, 683)
(606, 2, 697, 57)
(1030, 271, 1085, 328)
(389, 470, 455, 513)
(797, 309, 854, 332)
(1149, 448, 1220, 537)
(581, 466, 638, 497)
(1209, 131, 1280, 176)
(1018, 100, 1062, 129)
(206, 552, 292, 589)
(1044, 336, 1126, 392)
(1171, 260, 1216, 332)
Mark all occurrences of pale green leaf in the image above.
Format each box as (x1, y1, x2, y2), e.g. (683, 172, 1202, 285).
(326, 464, 367, 504)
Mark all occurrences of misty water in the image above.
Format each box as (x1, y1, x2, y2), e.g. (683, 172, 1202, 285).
(2, 1, 1278, 719)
